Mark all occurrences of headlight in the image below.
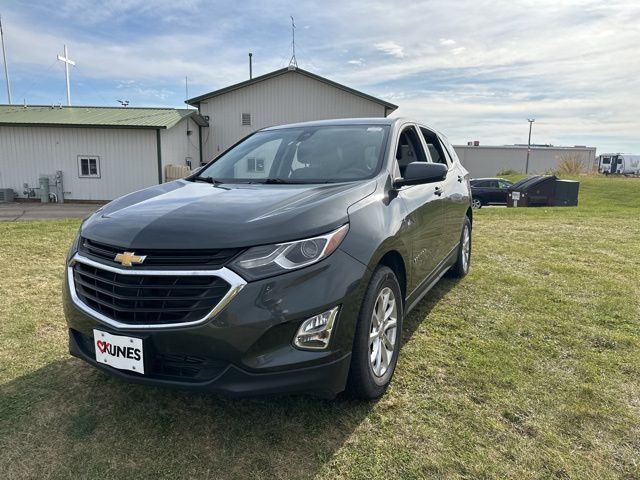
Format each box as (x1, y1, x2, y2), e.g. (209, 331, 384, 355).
(230, 224, 349, 280)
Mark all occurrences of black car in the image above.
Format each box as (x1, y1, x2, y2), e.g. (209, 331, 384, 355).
(470, 177, 513, 208)
(64, 118, 472, 400)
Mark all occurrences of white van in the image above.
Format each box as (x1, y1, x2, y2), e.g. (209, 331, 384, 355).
(598, 154, 640, 175)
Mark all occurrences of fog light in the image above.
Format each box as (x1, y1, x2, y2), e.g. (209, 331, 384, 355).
(293, 306, 340, 350)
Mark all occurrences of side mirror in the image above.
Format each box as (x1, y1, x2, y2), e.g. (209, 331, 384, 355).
(394, 162, 447, 188)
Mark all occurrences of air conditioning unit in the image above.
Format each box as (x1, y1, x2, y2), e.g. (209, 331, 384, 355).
(0, 189, 15, 203)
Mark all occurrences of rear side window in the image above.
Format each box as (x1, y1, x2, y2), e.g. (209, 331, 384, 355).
(419, 127, 450, 167)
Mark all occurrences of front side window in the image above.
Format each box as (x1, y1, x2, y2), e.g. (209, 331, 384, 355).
(394, 126, 427, 176)
(78, 156, 100, 178)
(197, 125, 390, 183)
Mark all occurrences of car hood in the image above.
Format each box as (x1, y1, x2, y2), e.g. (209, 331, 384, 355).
(81, 179, 377, 249)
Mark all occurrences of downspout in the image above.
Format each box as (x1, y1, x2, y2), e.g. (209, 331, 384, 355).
(156, 129, 163, 183)
(198, 125, 203, 166)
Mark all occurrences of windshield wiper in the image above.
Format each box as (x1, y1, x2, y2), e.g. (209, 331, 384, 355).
(260, 178, 335, 184)
(262, 178, 292, 184)
(193, 176, 224, 186)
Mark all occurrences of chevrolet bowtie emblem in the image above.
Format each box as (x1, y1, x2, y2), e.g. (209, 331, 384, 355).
(114, 251, 147, 267)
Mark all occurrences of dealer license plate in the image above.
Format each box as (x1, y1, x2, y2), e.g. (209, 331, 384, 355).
(93, 329, 145, 374)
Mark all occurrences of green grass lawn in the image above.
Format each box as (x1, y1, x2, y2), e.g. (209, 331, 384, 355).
(1, 175, 639, 479)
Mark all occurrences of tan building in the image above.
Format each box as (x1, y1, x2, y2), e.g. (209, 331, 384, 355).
(186, 66, 397, 163)
(454, 144, 597, 178)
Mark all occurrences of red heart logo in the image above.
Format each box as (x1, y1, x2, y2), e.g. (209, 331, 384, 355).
(96, 340, 110, 354)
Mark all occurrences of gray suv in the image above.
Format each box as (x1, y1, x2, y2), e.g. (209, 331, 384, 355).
(64, 118, 472, 400)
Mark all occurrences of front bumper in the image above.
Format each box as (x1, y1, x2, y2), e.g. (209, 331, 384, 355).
(64, 249, 369, 398)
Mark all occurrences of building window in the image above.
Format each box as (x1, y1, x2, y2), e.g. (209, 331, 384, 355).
(241, 113, 251, 126)
(78, 156, 101, 178)
(247, 157, 265, 173)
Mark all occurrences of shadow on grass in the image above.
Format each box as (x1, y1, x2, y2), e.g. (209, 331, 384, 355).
(0, 359, 375, 479)
(0, 281, 458, 479)
(401, 276, 459, 348)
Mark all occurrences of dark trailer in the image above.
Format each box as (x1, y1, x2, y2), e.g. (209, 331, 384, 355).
(507, 175, 579, 207)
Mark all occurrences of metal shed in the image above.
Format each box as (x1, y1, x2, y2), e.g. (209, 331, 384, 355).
(0, 105, 207, 201)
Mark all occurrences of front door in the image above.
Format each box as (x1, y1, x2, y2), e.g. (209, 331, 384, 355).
(394, 125, 445, 294)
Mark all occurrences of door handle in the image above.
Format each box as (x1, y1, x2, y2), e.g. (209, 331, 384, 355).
(434, 186, 443, 196)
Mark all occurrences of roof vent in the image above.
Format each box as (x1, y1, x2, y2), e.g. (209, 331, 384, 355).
(241, 113, 251, 126)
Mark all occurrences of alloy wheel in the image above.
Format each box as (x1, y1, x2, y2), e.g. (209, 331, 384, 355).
(461, 224, 470, 272)
(369, 287, 398, 377)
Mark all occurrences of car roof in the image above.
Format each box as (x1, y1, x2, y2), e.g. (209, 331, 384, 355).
(261, 117, 398, 131)
(260, 117, 443, 132)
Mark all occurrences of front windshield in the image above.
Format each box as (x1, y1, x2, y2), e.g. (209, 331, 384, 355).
(196, 125, 390, 184)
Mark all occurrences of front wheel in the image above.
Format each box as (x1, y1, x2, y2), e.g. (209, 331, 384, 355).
(347, 266, 403, 400)
(449, 217, 472, 278)
(471, 198, 482, 209)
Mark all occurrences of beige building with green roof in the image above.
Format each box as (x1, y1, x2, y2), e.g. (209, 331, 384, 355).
(0, 105, 207, 201)
(0, 67, 396, 201)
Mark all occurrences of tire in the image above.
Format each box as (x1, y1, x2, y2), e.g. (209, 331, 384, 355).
(347, 266, 403, 400)
(449, 216, 472, 278)
(471, 198, 483, 209)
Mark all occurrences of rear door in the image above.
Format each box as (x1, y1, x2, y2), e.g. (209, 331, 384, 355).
(393, 125, 445, 292)
(483, 179, 499, 203)
(419, 127, 469, 256)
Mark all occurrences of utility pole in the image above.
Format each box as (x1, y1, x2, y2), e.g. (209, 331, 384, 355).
(0, 15, 12, 104)
(57, 44, 75, 106)
(525, 118, 535, 174)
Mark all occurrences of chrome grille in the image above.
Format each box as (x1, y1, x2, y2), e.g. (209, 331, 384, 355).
(72, 261, 231, 326)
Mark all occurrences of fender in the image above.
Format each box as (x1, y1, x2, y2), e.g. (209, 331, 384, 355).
(340, 175, 412, 293)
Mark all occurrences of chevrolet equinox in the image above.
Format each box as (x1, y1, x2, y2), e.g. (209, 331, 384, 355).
(64, 118, 472, 399)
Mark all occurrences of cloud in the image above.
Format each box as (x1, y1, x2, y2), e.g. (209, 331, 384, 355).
(2, 0, 639, 151)
(374, 41, 406, 59)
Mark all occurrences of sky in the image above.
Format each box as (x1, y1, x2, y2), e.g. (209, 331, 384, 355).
(1, 0, 639, 152)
